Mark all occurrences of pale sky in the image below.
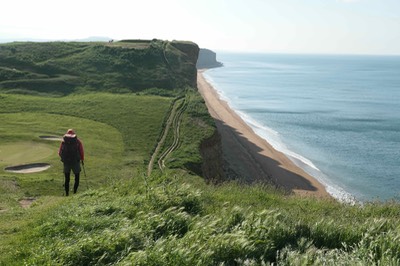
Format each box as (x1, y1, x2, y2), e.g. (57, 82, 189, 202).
(1, 0, 400, 55)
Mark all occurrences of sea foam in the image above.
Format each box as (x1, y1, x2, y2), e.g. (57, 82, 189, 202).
(203, 71, 356, 203)
(236, 109, 356, 203)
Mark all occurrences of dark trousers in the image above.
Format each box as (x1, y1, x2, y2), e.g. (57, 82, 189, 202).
(64, 172, 80, 196)
(63, 160, 81, 196)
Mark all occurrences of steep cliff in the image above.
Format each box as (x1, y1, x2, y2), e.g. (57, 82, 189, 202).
(167, 40, 200, 88)
(196, 48, 223, 69)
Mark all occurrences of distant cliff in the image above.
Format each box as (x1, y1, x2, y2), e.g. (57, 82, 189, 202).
(196, 49, 223, 69)
(0, 39, 199, 94)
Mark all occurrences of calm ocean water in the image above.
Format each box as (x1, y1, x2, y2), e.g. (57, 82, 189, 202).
(204, 53, 400, 202)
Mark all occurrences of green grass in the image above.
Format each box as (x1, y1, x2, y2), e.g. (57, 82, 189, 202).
(0, 90, 221, 265)
(0, 93, 172, 165)
(0, 40, 198, 94)
(3, 172, 399, 265)
(163, 89, 215, 174)
(0, 111, 125, 199)
(0, 141, 54, 165)
(1, 90, 400, 265)
(0, 92, 171, 222)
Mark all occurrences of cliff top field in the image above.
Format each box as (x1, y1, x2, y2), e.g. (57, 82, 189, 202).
(0, 41, 400, 265)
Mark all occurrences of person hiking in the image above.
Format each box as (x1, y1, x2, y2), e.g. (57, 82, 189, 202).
(58, 129, 84, 196)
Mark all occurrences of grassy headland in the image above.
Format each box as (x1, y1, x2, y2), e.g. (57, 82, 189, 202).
(0, 39, 198, 95)
(0, 41, 399, 265)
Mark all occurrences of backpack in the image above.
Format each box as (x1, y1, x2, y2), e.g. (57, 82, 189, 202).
(61, 136, 81, 163)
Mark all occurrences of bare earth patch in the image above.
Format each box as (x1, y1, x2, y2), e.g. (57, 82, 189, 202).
(5, 163, 51, 173)
(19, 197, 36, 208)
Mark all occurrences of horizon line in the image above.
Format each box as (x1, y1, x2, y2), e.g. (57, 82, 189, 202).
(1, 37, 399, 57)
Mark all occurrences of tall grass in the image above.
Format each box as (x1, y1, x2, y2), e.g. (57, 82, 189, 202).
(4, 172, 398, 265)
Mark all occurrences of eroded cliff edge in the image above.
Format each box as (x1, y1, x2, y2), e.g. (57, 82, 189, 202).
(200, 130, 225, 182)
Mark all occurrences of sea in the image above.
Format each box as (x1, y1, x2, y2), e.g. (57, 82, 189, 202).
(203, 52, 400, 203)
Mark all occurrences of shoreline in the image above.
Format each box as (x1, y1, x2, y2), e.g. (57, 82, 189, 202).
(197, 70, 331, 199)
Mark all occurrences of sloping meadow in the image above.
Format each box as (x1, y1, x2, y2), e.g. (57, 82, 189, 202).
(0, 92, 171, 259)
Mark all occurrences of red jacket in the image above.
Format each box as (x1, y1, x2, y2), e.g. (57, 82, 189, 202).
(58, 138, 85, 161)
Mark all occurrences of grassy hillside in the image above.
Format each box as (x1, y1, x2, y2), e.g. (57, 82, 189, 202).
(1, 91, 399, 265)
(0, 93, 172, 211)
(0, 90, 216, 262)
(0, 41, 399, 265)
(0, 40, 199, 95)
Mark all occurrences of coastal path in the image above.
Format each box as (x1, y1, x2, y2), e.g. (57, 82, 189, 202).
(147, 95, 187, 176)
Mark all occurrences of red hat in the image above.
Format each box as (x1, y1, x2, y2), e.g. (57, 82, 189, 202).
(64, 128, 76, 138)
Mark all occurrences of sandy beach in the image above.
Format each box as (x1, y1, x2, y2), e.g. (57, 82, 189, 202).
(197, 70, 330, 198)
